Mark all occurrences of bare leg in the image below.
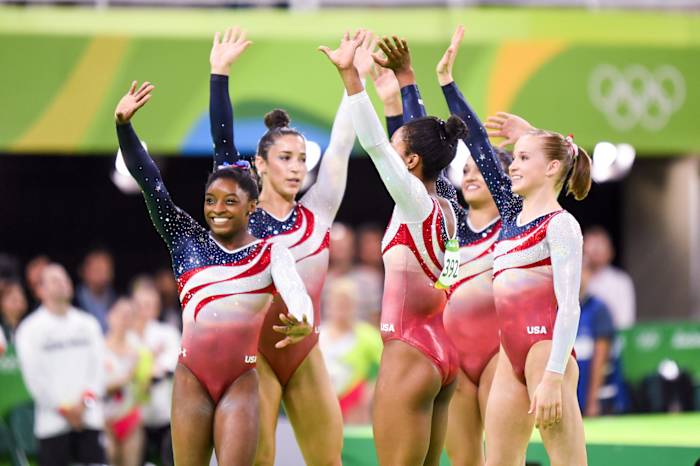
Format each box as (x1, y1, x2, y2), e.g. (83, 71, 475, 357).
(373, 340, 443, 466)
(283, 345, 343, 466)
(424, 379, 457, 466)
(524, 341, 587, 466)
(214, 369, 260, 466)
(170, 364, 215, 466)
(445, 371, 485, 466)
(253, 353, 283, 466)
(484, 349, 533, 466)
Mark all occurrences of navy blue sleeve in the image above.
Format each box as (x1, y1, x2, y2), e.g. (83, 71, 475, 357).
(400, 84, 427, 123)
(210, 74, 239, 170)
(441, 81, 517, 218)
(386, 114, 404, 139)
(116, 122, 202, 251)
(593, 301, 616, 340)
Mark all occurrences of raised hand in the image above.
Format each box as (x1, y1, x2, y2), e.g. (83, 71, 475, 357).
(436, 25, 465, 86)
(372, 36, 411, 74)
(115, 81, 154, 125)
(210, 26, 253, 75)
(354, 31, 378, 80)
(318, 29, 367, 71)
(273, 313, 312, 349)
(484, 111, 535, 148)
(370, 65, 400, 109)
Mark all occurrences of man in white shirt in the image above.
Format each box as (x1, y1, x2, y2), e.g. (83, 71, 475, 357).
(15, 263, 107, 466)
(583, 226, 637, 330)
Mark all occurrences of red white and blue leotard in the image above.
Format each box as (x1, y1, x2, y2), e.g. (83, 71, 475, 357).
(446, 84, 583, 383)
(210, 75, 356, 385)
(350, 89, 459, 386)
(398, 82, 501, 386)
(117, 122, 312, 402)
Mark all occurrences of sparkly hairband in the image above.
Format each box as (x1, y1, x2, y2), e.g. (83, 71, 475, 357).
(218, 160, 251, 171)
(438, 119, 448, 142)
(565, 134, 579, 159)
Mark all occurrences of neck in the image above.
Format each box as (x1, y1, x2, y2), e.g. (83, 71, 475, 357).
(108, 329, 127, 343)
(4, 314, 21, 328)
(44, 300, 70, 315)
(467, 201, 500, 231)
(519, 186, 561, 224)
(258, 183, 296, 218)
(422, 178, 437, 196)
(212, 228, 256, 251)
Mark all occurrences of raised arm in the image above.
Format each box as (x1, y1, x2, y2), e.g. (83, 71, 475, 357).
(370, 64, 403, 138)
(301, 34, 377, 224)
(209, 27, 252, 169)
(319, 31, 432, 221)
(115, 81, 201, 251)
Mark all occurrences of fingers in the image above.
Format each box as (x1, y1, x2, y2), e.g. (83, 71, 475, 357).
(369, 64, 379, 81)
(486, 115, 506, 127)
(275, 337, 292, 349)
(555, 403, 563, 425)
(223, 27, 232, 44)
(272, 325, 289, 335)
(372, 52, 389, 68)
(230, 26, 240, 43)
(213, 31, 221, 46)
(317, 45, 333, 59)
(369, 35, 379, 53)
(128, 80, 137, 95)
(496, 111, 512, 119)
(451, 24, 465, 47)
(134, 82, 154, 101)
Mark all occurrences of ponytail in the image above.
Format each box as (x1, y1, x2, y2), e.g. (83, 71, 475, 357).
(567, 146, 592, 201)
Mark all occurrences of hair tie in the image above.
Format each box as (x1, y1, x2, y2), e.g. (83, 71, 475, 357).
(565, 134, 579, 159)
(437, 119, 447, 142)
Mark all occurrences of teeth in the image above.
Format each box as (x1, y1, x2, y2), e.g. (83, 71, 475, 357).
(212, 218, 229, 225)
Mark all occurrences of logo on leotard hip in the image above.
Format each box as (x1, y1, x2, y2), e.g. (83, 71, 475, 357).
(178, 348, 187, 358)
(245, 355, 257, 364)
(526, 326, 547, 335)
(380, 323, 395, 333)
(588, 64, 685, 131)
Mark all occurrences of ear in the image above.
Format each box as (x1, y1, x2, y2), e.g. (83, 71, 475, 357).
(405, 153, 421, 172)
(247, 199, 257, 216)
(254, 155, 266, 175)
(545, 158, 561, 178)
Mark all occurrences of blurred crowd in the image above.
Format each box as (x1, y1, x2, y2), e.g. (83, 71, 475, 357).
(0, 222, 652, 465)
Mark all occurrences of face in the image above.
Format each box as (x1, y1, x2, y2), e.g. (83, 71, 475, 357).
(82, 252, 114, 291)
(26, 256, 49, 298)
(326, 284, 356, 325)
(40, 265, 73, 303)
(461, 155, 495, 207)
(358, 229, 383, 267)
(204, 178, 256, 239)
(329, 223, 355, 268)
(583, 232, 614, 269)
(132, 286, 161, 322)
(0, 283, 28, 323)
(256, 134, 307, 200)
(155, 270, 178, 297)
(390, 127, 420, 173)
(510, 134, 560, 198)
(107, 299, 135, 334)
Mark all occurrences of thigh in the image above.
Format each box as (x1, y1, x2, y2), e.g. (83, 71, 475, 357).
(254, 352, 283, 466)
(424, 379, 457, 466)
(445, 370, 485, 466)
(214, 369, 260, 466)
(170, 364, 216, 466)
(477, 352, 499, 423)
(373, 340, 443, 466)
(121, 426, 145, 466)
(72, 429, 107, 465)
(283, 345, 343, 466)
(38, 432, 71, 466)
(484, 349, 533, 466)
(524, 341, 587, 466)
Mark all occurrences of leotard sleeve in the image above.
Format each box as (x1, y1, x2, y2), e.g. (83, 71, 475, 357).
(300, 90, 355, 226)
(270, 244, 314, 326)
(386, 114, 404, 139)
(210, 74, 240, 169)
(348, 89, 432, 223)
(116, 122, 204, 251)
(441, 81, 519, 218)
(545, 212, 583, 374)
(401, 84, 427, 122)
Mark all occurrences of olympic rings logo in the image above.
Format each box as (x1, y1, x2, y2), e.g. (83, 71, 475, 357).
(588, 64, 685, 131)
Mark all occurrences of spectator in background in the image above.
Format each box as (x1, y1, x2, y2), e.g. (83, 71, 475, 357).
(130, 277, 179, 466)
(583, 226, 636, 330)
(351, 224, 384, 325)
(76, 248, 117, 333)
(319, 278, 383, 424)
(1, 278, 29, 345)
(104, 298, 144, 466)
(25, 255, 50, 310)
(328, 222, 356, 279)
(575, 262, 629, 416)
(154, 268, 182, 332)
(15, 263, 107, 466)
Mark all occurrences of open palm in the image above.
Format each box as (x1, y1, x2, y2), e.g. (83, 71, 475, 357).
(436, 25, 465, 85)
(210, 26, 252, 73)
(115, 81, 154, 124)
(319, 30, 366, 70)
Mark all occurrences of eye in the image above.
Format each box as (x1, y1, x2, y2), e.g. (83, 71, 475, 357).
(279, 155, 290, 161)
(205, 197, 214, 205)
(226, 199, 238, 205)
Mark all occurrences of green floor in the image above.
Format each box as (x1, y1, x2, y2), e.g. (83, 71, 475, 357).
(343, 413, 700, 466)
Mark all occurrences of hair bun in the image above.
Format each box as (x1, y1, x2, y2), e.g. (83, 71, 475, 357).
(264, 109, 291, 130)
(444, 115, 468, 142)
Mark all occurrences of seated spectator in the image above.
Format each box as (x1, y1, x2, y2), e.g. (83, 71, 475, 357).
(575, 262, 629, 416)
(1, 278, 29, 346)
(25, 255, 50, 311)
(104, 298, 145, 466)
(15, 263, 107, 466)
(130, 277, 179, 466)
(76, 248, 117, 333)
(319, 278, 382, 424)
(584, 226, 636, 330)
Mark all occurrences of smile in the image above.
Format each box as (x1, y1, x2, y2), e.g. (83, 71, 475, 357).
(211, 217, 231, 225)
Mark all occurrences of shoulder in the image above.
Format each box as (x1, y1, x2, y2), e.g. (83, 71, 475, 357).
(72, 308, 103, 334)
(546, 211, 582, 240)
(16, 310, 43, 338)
